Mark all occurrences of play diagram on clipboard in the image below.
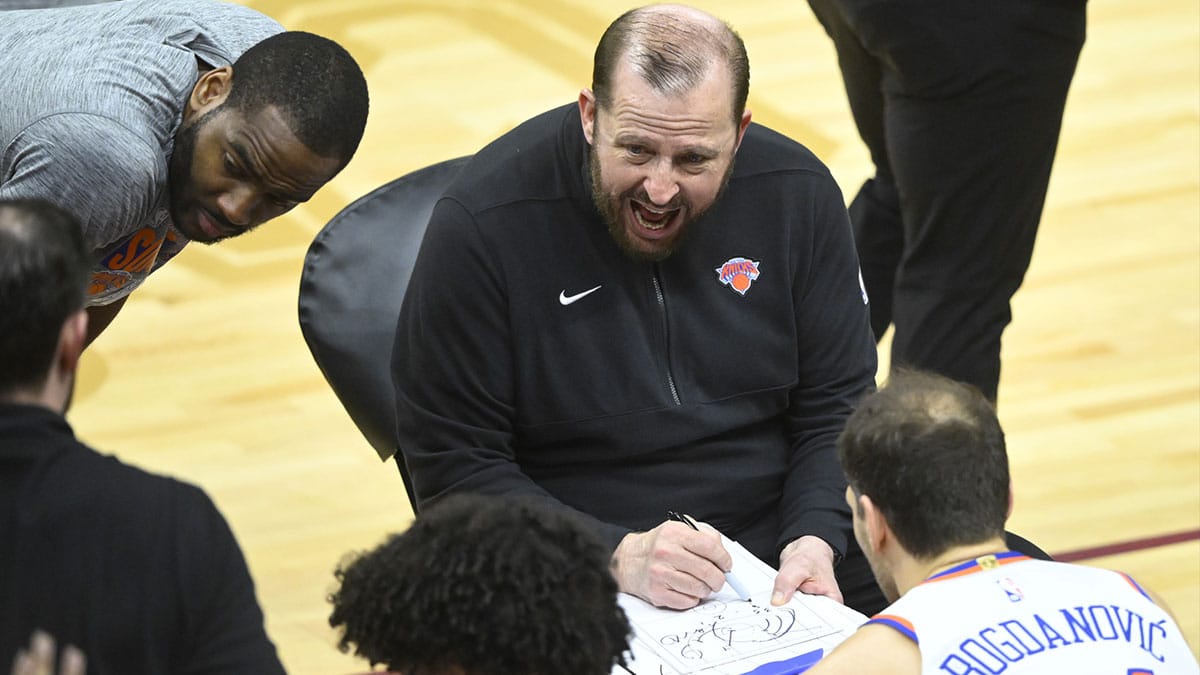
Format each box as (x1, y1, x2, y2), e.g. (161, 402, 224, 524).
(614, 537, 866, 675)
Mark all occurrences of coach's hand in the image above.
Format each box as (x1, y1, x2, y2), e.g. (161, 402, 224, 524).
(772, 535, 843, 606)
(612, 520, 732, 609)
(10, 631, 85, 675)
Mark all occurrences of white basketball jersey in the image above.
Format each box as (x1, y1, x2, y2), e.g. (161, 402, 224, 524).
(869, 552, 1199, 675)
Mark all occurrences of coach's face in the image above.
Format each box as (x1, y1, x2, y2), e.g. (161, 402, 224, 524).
(580, 60, 751, 262)
(168, 67, 341, 244)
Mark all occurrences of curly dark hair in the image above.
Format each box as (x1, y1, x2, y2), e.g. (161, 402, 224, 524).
(328, 494, 631, 675)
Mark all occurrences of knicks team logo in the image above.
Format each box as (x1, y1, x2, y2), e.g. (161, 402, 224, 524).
(715, 257, 761, 296)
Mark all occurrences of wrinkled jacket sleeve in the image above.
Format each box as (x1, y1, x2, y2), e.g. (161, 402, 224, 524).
(778, 172, 877, 559)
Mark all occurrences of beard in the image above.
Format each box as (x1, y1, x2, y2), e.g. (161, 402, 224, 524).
(854, 519, 901, 603)
(865, 550, 901, 604)
(588, 138, 735, 264)
(167, 109, 223, 245)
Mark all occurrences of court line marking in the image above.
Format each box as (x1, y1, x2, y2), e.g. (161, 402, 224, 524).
(1052, 528, 1200, 562)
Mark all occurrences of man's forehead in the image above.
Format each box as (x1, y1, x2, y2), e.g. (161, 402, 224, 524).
(603, 107, 731, 147)
(220, 105, 338, 196)
(601, 61, 737, 135)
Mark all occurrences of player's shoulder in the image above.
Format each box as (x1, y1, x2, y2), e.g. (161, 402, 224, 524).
(68, 447, 207, 501)
(6, 114, 163, 240)
(808, 621, 922, 675)
(1020, 557, 1140, 587)
(146, 0, 282, 34)
(16, 113, 162, 178)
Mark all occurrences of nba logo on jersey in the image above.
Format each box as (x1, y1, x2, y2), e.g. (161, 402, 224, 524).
(996, 576, 1024, 603)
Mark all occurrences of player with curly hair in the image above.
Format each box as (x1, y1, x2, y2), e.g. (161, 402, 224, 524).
(328, 493, 632, 674)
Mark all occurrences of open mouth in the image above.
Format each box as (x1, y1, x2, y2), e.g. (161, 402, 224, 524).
(628, 200, 682, 240)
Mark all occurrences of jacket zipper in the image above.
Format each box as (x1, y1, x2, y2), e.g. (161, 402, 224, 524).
(652, 269, 681, 405)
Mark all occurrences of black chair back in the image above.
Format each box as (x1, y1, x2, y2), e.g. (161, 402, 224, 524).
(298, 157, 470, 508)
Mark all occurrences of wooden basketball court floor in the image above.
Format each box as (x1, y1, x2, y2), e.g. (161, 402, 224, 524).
(64, 0, 1197, 672)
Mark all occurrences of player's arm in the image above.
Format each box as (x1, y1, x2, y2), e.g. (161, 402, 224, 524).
(1124, 572, 1184, 626)
(2, 114, 161, 350)
(807, 623, 921, 675)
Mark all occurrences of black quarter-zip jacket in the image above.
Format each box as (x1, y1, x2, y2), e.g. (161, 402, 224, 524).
(394, 104, 876, 565)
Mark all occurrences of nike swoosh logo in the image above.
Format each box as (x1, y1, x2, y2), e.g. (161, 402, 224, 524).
(558, 285, 602, 306)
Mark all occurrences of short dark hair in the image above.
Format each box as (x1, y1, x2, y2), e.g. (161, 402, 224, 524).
(224, 31, 369, 167)
(0, 200, 90, 396)
(837, 370, 1010, 559)
(592, 6, 749, 126)
(328, 494, 631, 675)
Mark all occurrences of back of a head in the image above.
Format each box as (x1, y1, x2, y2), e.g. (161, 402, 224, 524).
(838, 370, 1010, 559)
(0, 200, 89, 397)
(329, 494, 631, 675)
(592, 4, 749, 126)
(225, 31, 369, 169)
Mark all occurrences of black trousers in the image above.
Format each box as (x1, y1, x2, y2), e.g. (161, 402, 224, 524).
(806, 0, 1086, 399)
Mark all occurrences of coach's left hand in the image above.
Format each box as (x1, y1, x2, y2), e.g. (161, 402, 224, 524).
(772, 535, 843, 606)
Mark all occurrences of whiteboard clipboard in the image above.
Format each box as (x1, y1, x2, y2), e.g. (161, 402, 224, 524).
(612, 537, 866, 675)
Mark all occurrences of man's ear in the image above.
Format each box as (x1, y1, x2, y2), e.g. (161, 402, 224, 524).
(185, 66, 233, 121)
(733, 109, 752, 153)
(56, 310, 88, 377)
(578, 88, 597, 145)
(859, 494, 891, 554)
